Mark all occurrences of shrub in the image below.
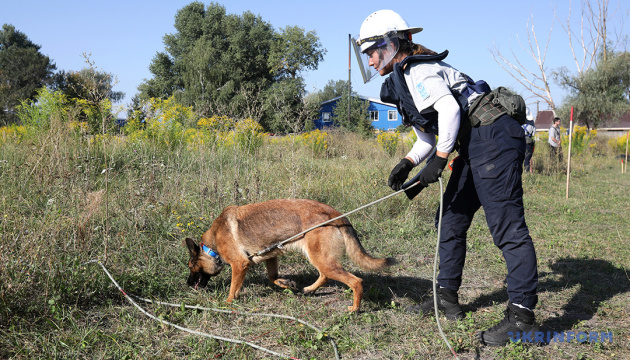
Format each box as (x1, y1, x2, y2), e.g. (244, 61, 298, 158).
(376, 131, 400, 157)
(563, 125, 597, 156)
(198, 115, 234, 132)
(300, 129, 329, 156)
(608, 132, 630, 154)
(0, 124, 27, 144)
(16, 88, 67, 131)
(234, 118, 266, 152)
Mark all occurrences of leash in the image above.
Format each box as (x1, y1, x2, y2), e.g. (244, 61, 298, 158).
(248, 147, 458, 358)
(248, 148, 437, 261)
(85, 259, 340, 360)
(85, 147, 459, 359)
(248, 182, 424, 260)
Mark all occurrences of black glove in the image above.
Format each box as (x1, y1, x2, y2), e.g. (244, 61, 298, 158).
(388, 158, 414, 191)
(418, 155, 448, 187)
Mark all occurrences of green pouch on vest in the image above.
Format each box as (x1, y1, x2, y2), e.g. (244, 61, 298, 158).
(468, 87, 527, 126)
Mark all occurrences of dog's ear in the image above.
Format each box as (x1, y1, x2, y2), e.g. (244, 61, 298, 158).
(184, 238, 199, 257)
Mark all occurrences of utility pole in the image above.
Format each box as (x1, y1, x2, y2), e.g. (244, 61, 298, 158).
(348, 34, 352, 124)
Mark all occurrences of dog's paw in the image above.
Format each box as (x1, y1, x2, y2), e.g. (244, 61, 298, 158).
(275, 278, 298, 290)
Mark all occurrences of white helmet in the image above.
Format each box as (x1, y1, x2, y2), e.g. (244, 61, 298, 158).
(353, 10, 422, 83)
(357, 10, 422, 53)
(526, 107, 534, 121)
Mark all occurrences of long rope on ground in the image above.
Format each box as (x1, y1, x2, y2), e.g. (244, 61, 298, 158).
(129, 294, 340, 359)
(86, 153, 459, 359)
(434, 178, 460, 360)
(85, 260, 340, 360)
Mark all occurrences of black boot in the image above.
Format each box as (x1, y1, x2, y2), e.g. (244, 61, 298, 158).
(406, 288, 464, 320)
(479, 303, 538, 346)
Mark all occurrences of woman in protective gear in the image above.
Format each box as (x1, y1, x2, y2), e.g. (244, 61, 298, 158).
(356, 9, 539, 346)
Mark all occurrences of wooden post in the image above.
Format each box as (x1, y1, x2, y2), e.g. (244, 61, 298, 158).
(625, 130, 629, 173)
(566, 107, 574, 199)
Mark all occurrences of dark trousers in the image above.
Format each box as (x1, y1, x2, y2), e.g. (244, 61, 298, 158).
(524, 142, 534, 172)
(436, 114, 538, 309)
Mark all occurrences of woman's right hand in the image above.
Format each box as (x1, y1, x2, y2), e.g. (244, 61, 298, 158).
(388, 158, 414, 191)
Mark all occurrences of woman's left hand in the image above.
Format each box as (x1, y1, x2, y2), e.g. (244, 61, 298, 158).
(418, 155, 448, 186)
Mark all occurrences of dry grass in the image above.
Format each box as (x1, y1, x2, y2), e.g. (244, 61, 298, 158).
(1, 127, 628, 359)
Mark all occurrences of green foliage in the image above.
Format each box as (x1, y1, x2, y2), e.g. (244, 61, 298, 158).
(1, 121, 629, 359)
(562, 125, 598, 156)
(269, 25, 325, 79)
(233, 118, 266, 152)
(0, 24, 56, 125)
(282, 129, 329, 157)
(608, 132, 630, 154)
(52, 69, 124, 105)
(51, 61, 124, 135)
(308, 78, 351, 121)
(376, 131, 401, 157)
(0, 124, 27, 144)
(124, 95, 193, 149)
(138, 2, 325, 133)
(555, 51, 630, 129)
(122, 96, 268, 153)
(261, 78, 319, 134)
(332, 91, 373, 136)
(16, 87, 67, 130)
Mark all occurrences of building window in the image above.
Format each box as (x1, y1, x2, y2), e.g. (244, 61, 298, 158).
(370, 111, 379, 122)
(322, 112, 332, 122)
(388, 110, 398, 121)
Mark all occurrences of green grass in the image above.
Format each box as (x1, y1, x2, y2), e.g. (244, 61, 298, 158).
(1, 127, 629, 359)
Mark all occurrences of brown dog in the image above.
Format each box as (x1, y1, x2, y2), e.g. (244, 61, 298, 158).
(185, 199, 396, 312)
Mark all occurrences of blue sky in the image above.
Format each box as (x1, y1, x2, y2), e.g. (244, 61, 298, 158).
(2, 1, 627, 118)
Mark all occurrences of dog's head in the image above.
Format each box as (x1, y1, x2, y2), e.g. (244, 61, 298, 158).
(184, 237, 224, 289)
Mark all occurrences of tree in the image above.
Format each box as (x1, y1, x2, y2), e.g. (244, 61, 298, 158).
(261, 77, 319, 134)
(269, 25, 325, 80)
(312, 79, 349, 104)
(332, 87, 372, 136)
(555, 51, 630, 128)
(138, 2, 325, 131)
(0, 24, 56, 125)
(490, 0, 625, 110)
(52, 69, 124, 105)
(490, 14, 557, 109)
(51, 55, 125, 133)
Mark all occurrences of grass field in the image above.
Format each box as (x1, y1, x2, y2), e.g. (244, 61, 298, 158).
(1, 127, 629, 359)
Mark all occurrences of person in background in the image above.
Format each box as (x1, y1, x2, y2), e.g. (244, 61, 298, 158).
(356, 9, 539, 347)
(522, 108, 536, 173)
(548, 117, 562, 163)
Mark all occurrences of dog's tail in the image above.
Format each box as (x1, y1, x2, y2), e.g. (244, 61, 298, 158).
(341, 222, 397, 271)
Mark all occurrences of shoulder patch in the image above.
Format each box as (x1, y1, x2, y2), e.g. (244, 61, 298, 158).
(416, 82, 430, 100)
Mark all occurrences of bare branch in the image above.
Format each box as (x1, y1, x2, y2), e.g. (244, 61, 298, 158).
(490, 13, 556, 109)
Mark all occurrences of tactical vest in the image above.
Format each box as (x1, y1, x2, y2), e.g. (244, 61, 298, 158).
(380, 50, 491, 135)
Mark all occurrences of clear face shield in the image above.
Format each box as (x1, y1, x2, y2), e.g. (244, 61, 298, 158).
(352, 32, 400, 83)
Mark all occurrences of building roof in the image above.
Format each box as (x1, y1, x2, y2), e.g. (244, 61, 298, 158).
(599, 112, 630, 130)
(535, 109, 556, 130)
(321, 95, 395, 108)
(535, 109, 630, 131)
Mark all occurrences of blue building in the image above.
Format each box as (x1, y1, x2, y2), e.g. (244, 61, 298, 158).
(314, 95, 403, 131)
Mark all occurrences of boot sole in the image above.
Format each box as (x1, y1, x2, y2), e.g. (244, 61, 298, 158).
(405, 305, 464, 320)
(479, 329, 539, 346)
(479, 331, 507, 346)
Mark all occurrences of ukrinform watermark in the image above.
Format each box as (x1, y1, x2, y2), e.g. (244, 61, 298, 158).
(509, 331, 613, 344)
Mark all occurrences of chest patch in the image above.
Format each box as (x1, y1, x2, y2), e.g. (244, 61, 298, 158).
(416, 82, 430, 100)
